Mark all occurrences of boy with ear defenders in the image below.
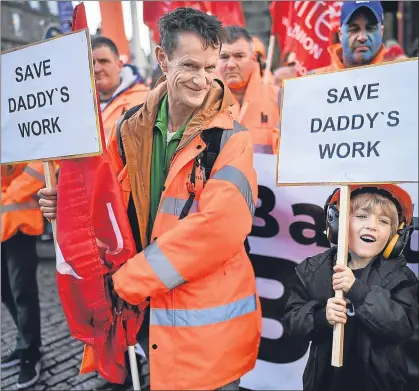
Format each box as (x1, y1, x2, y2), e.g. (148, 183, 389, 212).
(282, 184, 418, 391)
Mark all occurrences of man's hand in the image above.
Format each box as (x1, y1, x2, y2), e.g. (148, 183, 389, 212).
(326, 297, 347, 326)
(332, 264, 356, 293)
(38, 187, 57, 220)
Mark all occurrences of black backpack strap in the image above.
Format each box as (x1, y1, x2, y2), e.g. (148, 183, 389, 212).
(200, 128, 224, 182)
(116, 104, 143, 166)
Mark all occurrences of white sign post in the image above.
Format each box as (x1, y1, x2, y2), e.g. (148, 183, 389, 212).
(1, 29, 101, 164)
(276, 59, 418, 367)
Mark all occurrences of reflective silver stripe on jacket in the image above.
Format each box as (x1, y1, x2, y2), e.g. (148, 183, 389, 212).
(212, 165, 255, 216)
(1, 200, 39, 213)
(254, 144, 273, 154)
(159, 197, 198, 217)
(220, 120, 248, 150)
(150, 293, 257, 327)
(144, 241, 186, 289)
(23, 166, 45, 182)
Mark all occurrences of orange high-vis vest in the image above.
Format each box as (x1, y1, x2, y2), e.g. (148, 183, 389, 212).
(108, 78, 261, 390)
(102, 82, 149, 142)
(313, 43, 387, 74)
(1, 162, 45, 242)
(230, 67, 280, 154)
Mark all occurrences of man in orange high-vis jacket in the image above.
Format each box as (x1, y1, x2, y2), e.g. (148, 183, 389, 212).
(312, 1, 387, 75)
(92, 36, 149, 142)
(217, 26, 280, 154)
(39, 8, 261, 390)
(1, 162, 45, 389)
(272, 1, 388, 155)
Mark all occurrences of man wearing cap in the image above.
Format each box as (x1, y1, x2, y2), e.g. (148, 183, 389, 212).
(313, 1, 387, 74)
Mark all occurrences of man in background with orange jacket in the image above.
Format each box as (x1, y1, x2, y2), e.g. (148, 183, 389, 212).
(1, 162, 45, 389)
(312, 1, 386, 75)
(217, 26, 280, 154)
(92, 36, 149, 141)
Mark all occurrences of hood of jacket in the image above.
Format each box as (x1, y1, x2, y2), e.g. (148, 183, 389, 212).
(100, 64, 145, 111)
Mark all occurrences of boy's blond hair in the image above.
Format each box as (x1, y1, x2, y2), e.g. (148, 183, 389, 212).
(350, 193, 399, 239)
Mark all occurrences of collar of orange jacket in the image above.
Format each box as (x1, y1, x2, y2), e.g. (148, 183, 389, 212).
(143, 75, 235, 133)
(328, 43, 387, 70)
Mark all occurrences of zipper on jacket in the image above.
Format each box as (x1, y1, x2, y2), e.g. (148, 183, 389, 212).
(169, 129, 202, 169)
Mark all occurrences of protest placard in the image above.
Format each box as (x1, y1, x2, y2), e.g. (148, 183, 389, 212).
(1, 29, 101, 164)
(276, 59, 419, 367)
(277, 59, 418, 186)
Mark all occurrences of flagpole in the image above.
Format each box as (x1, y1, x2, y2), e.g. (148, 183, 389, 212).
(128, 345, 141, 390)
(264, 34, 275, 85)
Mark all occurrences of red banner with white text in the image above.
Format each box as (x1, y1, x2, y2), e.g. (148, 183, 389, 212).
(270, 1, 342, 75)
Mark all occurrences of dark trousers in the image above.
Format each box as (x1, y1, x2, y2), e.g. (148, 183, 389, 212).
(1, 231, 41, 352)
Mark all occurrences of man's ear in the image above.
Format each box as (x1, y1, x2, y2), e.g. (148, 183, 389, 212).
(117, 58, 123, 71)
(155, 46, 168, 73)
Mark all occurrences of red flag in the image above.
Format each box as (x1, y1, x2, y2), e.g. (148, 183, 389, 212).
(206, 1, 245, 27)
(143, 1, 245, 44)
(55, 3, 145, 384)
(143, 1, 171, 44)
(270, 1, 342, 75)
(269, 1, 292, 52)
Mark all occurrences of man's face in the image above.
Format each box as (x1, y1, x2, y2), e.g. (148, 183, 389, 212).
(217, 38, 256, 90)
(339, 9, 384, 66)
(93, 46, 123, 96)
(348, 205, 392, 262)
(156, 32, 219, 109)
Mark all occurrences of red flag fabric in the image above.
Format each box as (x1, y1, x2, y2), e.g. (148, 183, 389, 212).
(206, 1, 245, 27)
(269, 1, 292, 53)
(55, 2, 145, 384)
(143, 1, 245, 44)
(143, 1, 171, 44)
(270, 1, 342, 76)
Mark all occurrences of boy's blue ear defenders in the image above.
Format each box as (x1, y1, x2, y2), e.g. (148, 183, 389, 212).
(324, 187, 414, 259)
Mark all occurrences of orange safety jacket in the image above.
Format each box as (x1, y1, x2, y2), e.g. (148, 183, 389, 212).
(230, 67, 280, 154)
(313, 43, 387, 74)
(107, 78, 261, 390)
(101, 66, 149, 142)
(1, 162, 45, 242)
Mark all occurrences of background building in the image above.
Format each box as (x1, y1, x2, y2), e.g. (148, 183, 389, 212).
(1, 1, 62, 51)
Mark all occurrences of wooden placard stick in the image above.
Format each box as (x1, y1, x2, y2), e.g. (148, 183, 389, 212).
(331, 185, 351, 367)
(263, 34, 275, 85)
(43, 161, 57, 240)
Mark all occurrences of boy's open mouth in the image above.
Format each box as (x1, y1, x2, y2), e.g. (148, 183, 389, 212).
(360, 235, 376, 243)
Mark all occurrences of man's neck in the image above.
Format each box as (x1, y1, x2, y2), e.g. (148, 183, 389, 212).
(232, 87, 246, 106)
(99, 89, 116, 102)
(348, 250, 374, 270)
(167, 93, 195, 133)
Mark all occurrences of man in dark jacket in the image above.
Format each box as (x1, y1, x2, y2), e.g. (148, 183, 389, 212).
(282, 184, 418, 391)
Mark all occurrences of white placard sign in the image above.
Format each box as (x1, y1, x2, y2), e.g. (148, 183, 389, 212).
(277, 59, 418, 185)
(1, 30, 101, 164)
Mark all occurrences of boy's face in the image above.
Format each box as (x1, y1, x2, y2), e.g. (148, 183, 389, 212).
(348, 205, 392, 262)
